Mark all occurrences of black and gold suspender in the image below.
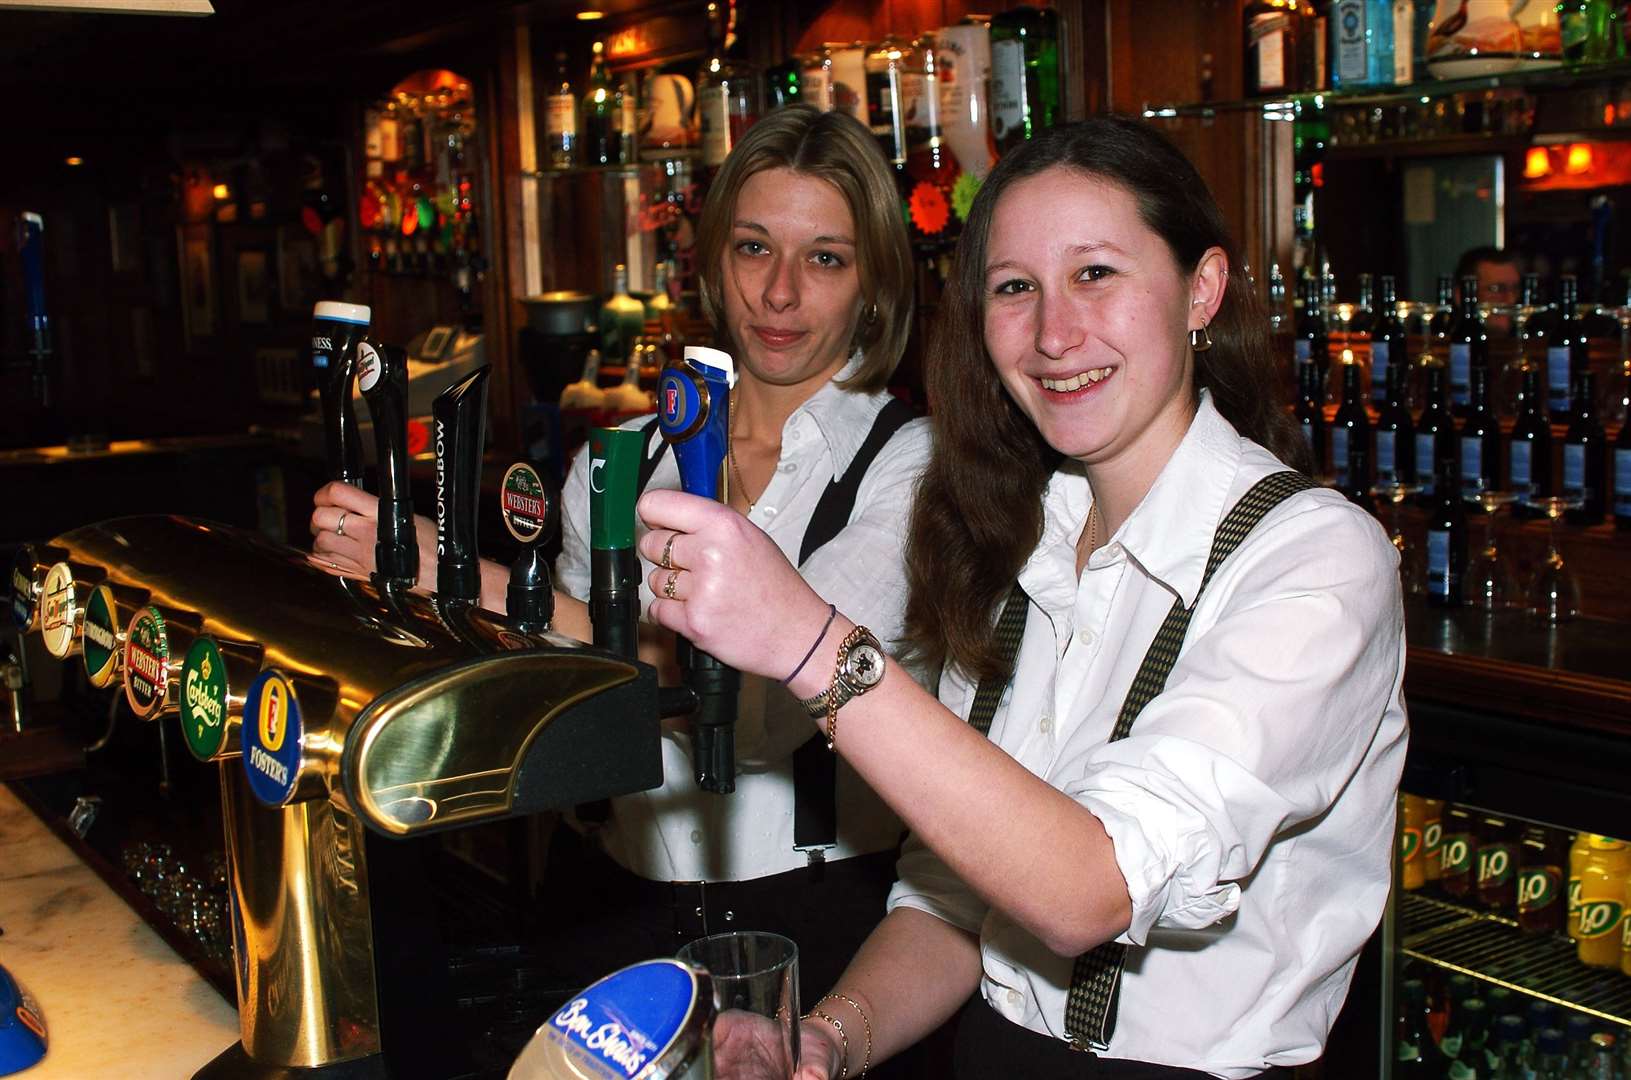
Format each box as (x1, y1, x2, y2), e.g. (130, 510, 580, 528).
(965, 470, 1316, 1051)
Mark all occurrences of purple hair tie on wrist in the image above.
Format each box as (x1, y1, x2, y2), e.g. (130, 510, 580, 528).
(782, 603, 839, 686)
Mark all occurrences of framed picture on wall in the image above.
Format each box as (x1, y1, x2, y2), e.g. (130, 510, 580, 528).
(277, 225, 320, 312)
(237, 249, 271, 324)
(177, 224, 216, 350)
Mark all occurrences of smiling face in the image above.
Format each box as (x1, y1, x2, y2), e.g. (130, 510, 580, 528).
(983, 166, 1220, 471)
(720, 167, 866, 392)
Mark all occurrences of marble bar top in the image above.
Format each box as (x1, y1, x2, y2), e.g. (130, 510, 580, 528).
(0, 783, 240, 1078)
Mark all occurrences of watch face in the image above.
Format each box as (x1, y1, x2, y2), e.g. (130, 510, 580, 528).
(848, 643, 885, 690)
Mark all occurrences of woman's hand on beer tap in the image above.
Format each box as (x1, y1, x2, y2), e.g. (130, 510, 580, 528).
(309, 482, 596, 638)
(637, 489, 833, 689)
(309, 481, 436, 585)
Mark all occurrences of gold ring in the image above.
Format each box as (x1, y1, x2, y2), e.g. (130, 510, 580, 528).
(335, 511, 349, 538)
(662, 569, 680, 600)
(660, 534, 676, 570)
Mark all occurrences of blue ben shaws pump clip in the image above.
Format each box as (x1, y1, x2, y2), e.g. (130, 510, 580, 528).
(658, 346, 742, 794)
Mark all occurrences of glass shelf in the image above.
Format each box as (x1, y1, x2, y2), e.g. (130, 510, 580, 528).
(1400, 892, 1631, 1030)
(521, 165, 645, 179)
(1143, 59, 1631, 121)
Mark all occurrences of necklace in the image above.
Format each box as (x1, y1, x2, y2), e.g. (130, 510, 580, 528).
(727, 390, 755, 514)
(1085, 503, 1101, 556)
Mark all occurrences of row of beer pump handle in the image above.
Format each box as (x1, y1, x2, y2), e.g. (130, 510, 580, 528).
(313, 300, 739, 795)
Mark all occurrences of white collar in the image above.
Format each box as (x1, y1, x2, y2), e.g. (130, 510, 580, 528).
(1021, 391, 1245, 611)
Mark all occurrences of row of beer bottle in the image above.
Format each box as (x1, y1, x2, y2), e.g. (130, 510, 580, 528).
(1400, 795, 1631, 974)
(1301, 353, 1631, 530)
(1397, 967, 1629, 1080)
(1293, 272, 1624, 419)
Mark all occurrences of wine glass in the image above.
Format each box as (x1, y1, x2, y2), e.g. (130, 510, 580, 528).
(1373, 481, 1423, 595)
(1523, 495, 1584, 623)
(1463, 490, 1519, 611)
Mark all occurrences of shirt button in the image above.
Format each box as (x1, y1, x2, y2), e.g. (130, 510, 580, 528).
(1039, 716, 1054, 735)
(779, 462, 796, 474)
(1006, 989, 1024, 1007)
(761, 506, 777, 518)
(1076, 627, 1095, 648)
(690, 830, 703, 844)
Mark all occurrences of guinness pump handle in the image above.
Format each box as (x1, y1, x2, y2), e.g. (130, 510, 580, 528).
(310, 301, 371, 486)
(357, 339, 418, 590)
(432, 366, 491, 602)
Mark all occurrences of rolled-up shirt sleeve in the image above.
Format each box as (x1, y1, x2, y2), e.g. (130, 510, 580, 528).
(1055, 502, 1404, 946)
(887, 829, 991, 935)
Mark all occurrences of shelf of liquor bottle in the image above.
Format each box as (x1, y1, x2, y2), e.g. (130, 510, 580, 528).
(1143, 58, 1631, 120)
(1399, 892, 1631, 1031)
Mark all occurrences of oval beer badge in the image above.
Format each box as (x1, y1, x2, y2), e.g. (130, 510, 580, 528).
(356, 341, 383, 393)
(39, 563, 78, 659)
(181, 637, 230, 762)
(81, 585, 121, 688)
(657, 366, 708, 443)
(242, 670, 303, 806)
(501, 462, 548, 544)
(511, 959, 710, 1080)
(123, 607, 172, 719)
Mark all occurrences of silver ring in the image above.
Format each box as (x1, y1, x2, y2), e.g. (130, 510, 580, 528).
(335, 511, 349, 538)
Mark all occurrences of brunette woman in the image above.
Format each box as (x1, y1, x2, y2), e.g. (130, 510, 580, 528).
(636, 116, 1407, 1080)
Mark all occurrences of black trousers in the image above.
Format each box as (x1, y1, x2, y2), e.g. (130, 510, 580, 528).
(953, 994, 1257, 1080)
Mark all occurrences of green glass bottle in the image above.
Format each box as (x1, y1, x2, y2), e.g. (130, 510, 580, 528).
(989, 5, 1060, 154)
(599, 263, 647, 364)
(582, 40, 618, 167)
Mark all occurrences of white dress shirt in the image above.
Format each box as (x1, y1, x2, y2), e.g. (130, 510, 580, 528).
(556, 366, 931, 882)
(887, 393, 1409, 1078)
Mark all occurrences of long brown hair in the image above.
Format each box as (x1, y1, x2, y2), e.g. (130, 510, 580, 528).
(905, 116, 1310, 680)
(693, 106, 914, 392)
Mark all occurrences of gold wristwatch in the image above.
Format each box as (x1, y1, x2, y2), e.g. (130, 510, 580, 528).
(799, 626, 886, 749)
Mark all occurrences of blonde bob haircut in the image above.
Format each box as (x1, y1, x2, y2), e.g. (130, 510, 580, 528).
(694, 105, 914, 394)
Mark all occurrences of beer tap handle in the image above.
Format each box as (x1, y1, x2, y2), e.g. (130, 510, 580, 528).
(499, 462, 560, 634)
(432, 366, 491, 603)
(358, 339, 418, 590)
(310, 302, 372, 487)
(659, 346, 740, 794)
(588, 427, 644, 659)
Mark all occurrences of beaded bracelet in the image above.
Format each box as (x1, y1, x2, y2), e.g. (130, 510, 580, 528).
(804, 1008, 850, 1079)
(821, 993, 873, 1078)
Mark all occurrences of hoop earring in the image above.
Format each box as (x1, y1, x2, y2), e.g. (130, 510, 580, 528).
(866, 302, 879, 324)
(1190, 321, 1214, 353)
